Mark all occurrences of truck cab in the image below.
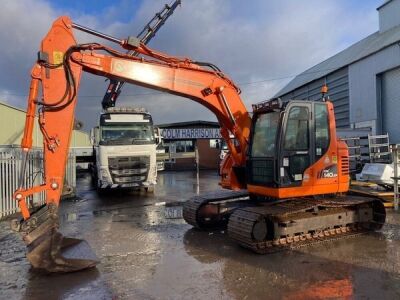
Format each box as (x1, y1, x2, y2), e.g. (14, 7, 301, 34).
(90, 107, 160, 192)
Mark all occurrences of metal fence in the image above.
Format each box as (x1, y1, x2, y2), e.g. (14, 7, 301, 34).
(0, 146, 75, 219)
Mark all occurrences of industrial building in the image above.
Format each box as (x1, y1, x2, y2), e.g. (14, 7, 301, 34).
(0, 101, 91, 147)
(158, 120, 222, 170)
(275, 0, 400, 142)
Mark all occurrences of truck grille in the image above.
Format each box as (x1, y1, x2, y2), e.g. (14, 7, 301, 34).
(108, 156, 150, 184)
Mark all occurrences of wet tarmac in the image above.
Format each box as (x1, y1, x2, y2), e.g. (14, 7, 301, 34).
(1, 170, 400, 299)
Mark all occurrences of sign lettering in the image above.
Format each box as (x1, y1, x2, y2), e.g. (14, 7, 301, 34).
(160, 128, 221, 139)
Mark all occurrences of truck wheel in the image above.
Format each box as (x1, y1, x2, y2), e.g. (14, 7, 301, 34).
(145, 186, 154, 193)
(96, 187, 106, 196)
(96, 181, 106, 195)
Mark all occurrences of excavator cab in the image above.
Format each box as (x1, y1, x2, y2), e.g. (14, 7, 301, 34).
(246, 99, 350, 198)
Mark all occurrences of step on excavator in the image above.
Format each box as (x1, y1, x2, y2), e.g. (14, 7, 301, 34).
(12, 15, 386, 273)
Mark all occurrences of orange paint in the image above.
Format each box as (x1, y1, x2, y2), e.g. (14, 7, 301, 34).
(284, 279, 353, 300)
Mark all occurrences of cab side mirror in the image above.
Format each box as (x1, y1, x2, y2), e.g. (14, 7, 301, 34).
(154, 127, 162, 145)
(90, 126, 99, 146)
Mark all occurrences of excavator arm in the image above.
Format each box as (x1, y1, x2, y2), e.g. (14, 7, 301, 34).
(13, 16, 251, 272)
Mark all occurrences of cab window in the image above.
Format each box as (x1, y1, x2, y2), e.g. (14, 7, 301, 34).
(284, 107, 309, 150)
(251, 112, 280, 157)
(315, 103, 330, 158)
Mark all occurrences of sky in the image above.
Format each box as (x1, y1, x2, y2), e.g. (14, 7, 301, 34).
(0, 0, 384, 130)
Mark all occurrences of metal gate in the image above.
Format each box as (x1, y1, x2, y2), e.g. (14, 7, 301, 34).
(0, 146, 75, 218)
(382, 67, 400, 143)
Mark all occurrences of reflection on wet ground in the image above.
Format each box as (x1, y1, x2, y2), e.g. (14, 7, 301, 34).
(1, 171, 400, 299)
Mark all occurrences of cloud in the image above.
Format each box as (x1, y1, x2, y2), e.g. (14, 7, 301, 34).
(0, 0, 379, 130)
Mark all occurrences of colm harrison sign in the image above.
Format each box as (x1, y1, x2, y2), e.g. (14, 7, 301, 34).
(160, 128, 221, 139)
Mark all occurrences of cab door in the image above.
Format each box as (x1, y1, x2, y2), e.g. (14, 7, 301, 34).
(279, 103, 314, 187)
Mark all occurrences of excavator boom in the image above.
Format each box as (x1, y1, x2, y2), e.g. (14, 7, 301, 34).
(13, 16, 251, 272)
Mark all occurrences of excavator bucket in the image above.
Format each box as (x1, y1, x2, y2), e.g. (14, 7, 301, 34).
(26, 230, 99, 273)
(16, 204, 99, 273)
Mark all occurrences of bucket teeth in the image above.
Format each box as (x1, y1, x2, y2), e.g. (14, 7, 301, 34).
(19, 204, 99, 273)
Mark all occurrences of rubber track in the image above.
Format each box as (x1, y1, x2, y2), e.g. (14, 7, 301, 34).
(228, 197, 385, 254)
(183, 190, 249, 228)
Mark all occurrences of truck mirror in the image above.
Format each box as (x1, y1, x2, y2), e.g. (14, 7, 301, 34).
(154, 127, 162, 145)
(90, 126, 99, 146)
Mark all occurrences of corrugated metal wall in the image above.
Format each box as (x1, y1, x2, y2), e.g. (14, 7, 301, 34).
(70, 130, 91, 147)
(349, 44, 400, 126)
(0, 102, 43, 146)
(280, 67, 350, 128)
(382, 67, 400, 143)
(378, 0, 400, 32)
(0, 102, 91, 147)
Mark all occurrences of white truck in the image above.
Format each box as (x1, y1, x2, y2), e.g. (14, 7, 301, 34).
(90, 107, 161, 192)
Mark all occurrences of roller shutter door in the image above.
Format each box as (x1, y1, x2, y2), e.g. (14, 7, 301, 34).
(382, 67, 400, 143)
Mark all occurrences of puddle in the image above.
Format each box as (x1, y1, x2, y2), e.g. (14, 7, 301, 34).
(1, 171, 400, 299)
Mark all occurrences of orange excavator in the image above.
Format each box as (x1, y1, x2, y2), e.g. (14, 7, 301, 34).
(12, 16, 386, 272)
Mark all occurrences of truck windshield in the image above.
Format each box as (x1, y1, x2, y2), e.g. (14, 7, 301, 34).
(100, 123, 154, 145)
(251, 112, 280, 157)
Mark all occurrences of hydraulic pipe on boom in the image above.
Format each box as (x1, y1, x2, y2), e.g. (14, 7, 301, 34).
(101, 0, 181, 109)
(12, 16, 250, 272)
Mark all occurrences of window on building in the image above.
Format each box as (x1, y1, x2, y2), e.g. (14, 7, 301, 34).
(176, 141, 185, 153)
(209, 139, 221, 149)
(185, 140, 194, 152)
(173, 140, 194, 152)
